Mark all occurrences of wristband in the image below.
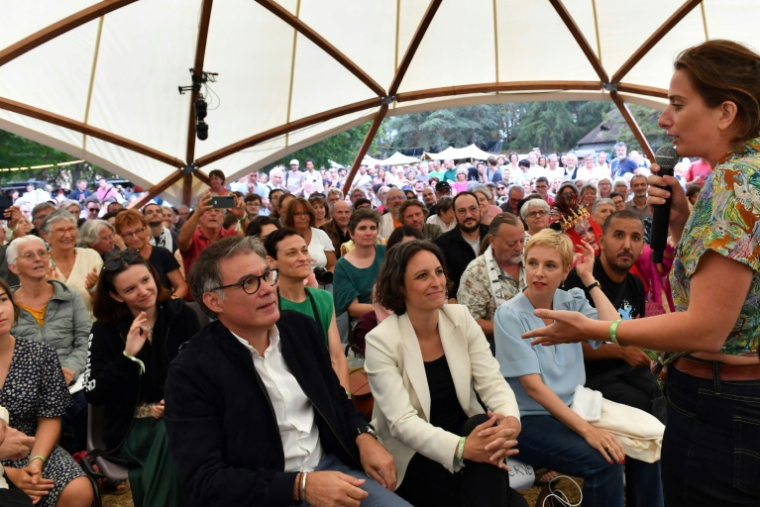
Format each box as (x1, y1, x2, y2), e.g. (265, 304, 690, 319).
(123, 350, 146, 374)
(609, 320, 624, 346)
(585, 280, 601, 292)
(29, 455, 46, 465)
(300, 471, 308, 502)
(455, 436, 466, 467)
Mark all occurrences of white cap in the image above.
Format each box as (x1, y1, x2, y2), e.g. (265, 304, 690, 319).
(0, 406, 8, 425)
(289, 159, 299, 166)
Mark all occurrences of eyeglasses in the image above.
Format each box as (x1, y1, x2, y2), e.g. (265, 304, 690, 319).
(210, 269, 279, 295)
(51, 226, 78, 237)
(104, 249, 141, 271)
(19, 249, 49, 261)
(527, 210, 548, 218)
(292, 212, 310, 218)
(88, 207, 100, 212)
(120, 228, 145, 239)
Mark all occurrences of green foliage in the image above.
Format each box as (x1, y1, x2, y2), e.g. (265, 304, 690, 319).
(269, 122, 378, 170)
(609, 105, 670, 153)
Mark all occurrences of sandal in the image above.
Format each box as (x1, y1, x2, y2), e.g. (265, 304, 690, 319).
(103, 478, 131, 496)
(533, 468, 559, 487)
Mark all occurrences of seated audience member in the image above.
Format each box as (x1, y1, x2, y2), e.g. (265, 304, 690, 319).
(31, 203, 56, 237)
(426, 196, 456, 234)
(161, 206, 177, 232)
(277, 192, 295, 224)
(164, 237, 410, 507)
(613, 178, 630, 201)
(579, 184, 598, 214)
(397, 200, 442, 241)
(243, 193, 262, 222)
(597, 178, 613, 199)
(386, 226, 423, 251)
(40, 211, 103, 318)
(421, 186, 437, 214)
(115, 211, 188, 298)
(500, 185, 525, 215)
(609, 192, 626, 212)
(435, 192, 488, 303)
(85, 250, 199, 507)
(354, 198, 372, 211)
(83, 197, 101, 221)
(334, 209, 386, 321)
(564, 211, 665, 421)
(592, 199, 616, 230)
(178, 191, 245, 276)
(320, 200, 351, 259)
(8, 236, 91, 451)
(458, 214, 525, 341)
(378, 189, 406, 240)
(77, 220, 123, 259)
(519, 199, 550, 241)
(264, 228, 349, 391)
(0, 278, 93, 507)
(326, 188, 344, 208)
(283, 198, 336, 273)
(105, 200, 123, 214)
(245, 216, 281, 242)
(366, 240, 526, 507)
(309, 194, 331, 229)
(494, 230, 663, 507)
(59, 200, 81, 220)
(624, 175, 651, 222)
(473, 186, 501, 226)
(268, 188, 285, 220)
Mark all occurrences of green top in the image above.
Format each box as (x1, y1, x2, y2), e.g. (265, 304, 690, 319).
(443, 168, 458, 182)
(333, 245, 386, 316)
(279, 286, 334, 346)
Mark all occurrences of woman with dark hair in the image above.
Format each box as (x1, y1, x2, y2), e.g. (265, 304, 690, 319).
(84, 250, 200, 507)
(208, 169, 228, 196)
(0, 277, 93, 507)
(365, 241, 526, 507)
(522, 40, 760, 506)
(283, 198, 336, 273)
(386, 225, 423, 251)
(245, 216, 281, 241)
(308, 194, 331, 228)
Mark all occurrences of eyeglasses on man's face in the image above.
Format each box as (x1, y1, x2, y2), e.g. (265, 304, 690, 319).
(210, 269, 279, 295)
(527, 210, 548, 218)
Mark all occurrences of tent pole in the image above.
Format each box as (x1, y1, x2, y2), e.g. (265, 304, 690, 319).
(610, 91, 655, 161)
(343, 105, 388, 192)
(127, 171, 184, 210)
(185, 0, 214, 165)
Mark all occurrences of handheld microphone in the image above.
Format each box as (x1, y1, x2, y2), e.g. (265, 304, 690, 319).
(650, 145, 679, 264)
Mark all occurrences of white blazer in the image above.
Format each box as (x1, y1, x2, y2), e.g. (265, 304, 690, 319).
(365, 304, 520, 486)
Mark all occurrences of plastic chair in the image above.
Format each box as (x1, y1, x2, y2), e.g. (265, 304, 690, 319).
(80, 404, 129, 507)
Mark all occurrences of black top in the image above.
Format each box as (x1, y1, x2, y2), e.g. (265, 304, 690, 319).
(564, 255, 645, 377)
(435, 224, 489, 298)
(424, 355, 468, 434)
(148, 246, 180, 291)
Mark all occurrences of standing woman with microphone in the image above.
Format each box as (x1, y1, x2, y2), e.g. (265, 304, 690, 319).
(521, 40, 760, 506)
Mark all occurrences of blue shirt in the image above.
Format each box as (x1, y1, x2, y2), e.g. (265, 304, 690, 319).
(494, 288, 599, 416)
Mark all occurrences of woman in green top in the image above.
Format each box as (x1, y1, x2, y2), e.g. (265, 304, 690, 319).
(264, 228, 349, 392)
(521, 40, 760, 506)
(333, 209, 386, 318)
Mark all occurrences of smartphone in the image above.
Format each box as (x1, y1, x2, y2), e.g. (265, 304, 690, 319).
(0, 195, 13, 218)
(209, 195, 236, 209)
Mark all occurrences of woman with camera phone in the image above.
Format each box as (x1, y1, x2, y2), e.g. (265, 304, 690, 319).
(264, 228, 350, 392)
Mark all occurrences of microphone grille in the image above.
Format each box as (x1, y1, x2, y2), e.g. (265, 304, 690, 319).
(655, 145, 678, 170)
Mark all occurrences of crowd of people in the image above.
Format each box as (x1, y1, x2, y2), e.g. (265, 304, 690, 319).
(0, 39, 755, 507)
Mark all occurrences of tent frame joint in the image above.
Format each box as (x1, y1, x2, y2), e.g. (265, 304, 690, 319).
(182, 163, 198, 175)
(380, 95, 397, 106)
(602, 82, 618, 92)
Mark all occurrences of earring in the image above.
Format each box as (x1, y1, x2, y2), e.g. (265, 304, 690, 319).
(561, 278, 565, 289)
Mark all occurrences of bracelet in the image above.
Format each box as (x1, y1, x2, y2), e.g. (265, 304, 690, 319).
(122, 350, 146, 374)
(28, 455, 46, 465)
(294, 472, 302, 502)
(300, 471, 309, 503)
(609, 320, 624, 346)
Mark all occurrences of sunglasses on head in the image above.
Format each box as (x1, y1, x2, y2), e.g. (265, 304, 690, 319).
(103, 249, 141, 272)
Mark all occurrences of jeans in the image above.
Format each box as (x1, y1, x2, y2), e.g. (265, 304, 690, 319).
(298, 453, 411, 507)
(395, 415, 528, 507)
(662, 365, 760, 506)
(516, 415, 663, 507)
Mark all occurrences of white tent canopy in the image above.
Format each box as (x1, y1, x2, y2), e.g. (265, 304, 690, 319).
(1, 0, 756, 203)
(423, 144, 499, 161)
(378, 152, 419, 166)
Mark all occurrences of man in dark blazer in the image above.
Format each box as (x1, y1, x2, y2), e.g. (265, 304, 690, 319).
(164, 236, 409, 507)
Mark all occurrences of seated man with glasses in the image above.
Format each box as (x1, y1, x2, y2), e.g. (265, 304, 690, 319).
(165, 237, 410, 507)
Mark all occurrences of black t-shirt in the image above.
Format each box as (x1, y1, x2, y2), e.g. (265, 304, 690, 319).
(564, 255, 645, 377)
(424, 355, 468, 434)
(148, 246, 181, 292)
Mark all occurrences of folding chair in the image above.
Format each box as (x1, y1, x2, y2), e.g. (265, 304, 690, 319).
(79, 405, 129, 507)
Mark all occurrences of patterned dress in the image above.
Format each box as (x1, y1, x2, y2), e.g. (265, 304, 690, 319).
(657, 138, 760, 366)
(0, 338, 85, 506)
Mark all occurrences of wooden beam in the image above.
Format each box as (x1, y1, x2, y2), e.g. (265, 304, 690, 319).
(194, 169, 210, 186)
(611, 0, 702, 84)
(387, 0, 442, 97)
(0, 96, 184, 168)
(127, 171, 184, 210)
(610, 91, 654, 161)
(185, 0, 214, 165)
(396, 80, 601, 102)
(0, 0, 138, 68)
(547, 0, 609, 83)
(195, 97, 382, 168)
(182, 174, 193, 206)
(616, 83, 668, 99)
(255, 0, 386, 97)
(343, 105, 388, 192)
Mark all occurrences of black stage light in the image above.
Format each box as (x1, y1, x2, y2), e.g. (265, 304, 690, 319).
(196, 120, 208, 141)
(195, 97, 208, 120)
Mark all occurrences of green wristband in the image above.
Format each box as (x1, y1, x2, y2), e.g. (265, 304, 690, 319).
(29, 455, 46, 465)
(455, 436, 466, 467)
(609, 320, 623, 346)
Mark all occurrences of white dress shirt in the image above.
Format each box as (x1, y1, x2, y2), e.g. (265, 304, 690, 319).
(232, 327, 324, 472)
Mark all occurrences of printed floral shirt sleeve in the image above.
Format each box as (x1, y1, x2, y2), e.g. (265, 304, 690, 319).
(458, 257, 494, 321)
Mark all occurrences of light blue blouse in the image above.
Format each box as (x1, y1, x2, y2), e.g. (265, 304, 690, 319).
(494, 288, 599, 416)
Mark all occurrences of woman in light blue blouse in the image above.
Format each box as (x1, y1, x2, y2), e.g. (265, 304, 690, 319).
(494, 230, 662, 507)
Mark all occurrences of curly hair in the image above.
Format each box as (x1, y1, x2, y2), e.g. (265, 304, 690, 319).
(375, 240, 450, 315)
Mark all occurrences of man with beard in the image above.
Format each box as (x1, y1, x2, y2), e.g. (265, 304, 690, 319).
(458, 213, 525, 340)
(434, 192, 488, 303)
(563, 210, 664, 420)
(378, 188, 405, 240)
(397, 200, 441, 241)
(624, 174, 652, 222)
(143, 202, 179, 254)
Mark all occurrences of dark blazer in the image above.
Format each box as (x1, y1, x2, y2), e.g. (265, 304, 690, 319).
(435, 224, 489, 298)
(164, 311, 367, 507)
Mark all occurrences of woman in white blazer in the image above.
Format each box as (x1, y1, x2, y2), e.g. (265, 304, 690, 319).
(365, 240, 527, 507)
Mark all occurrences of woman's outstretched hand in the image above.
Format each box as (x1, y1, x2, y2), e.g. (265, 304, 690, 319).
(521, 309, 594, 346)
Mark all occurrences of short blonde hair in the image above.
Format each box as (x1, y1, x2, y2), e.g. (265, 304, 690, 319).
(524, 229, 574, 269)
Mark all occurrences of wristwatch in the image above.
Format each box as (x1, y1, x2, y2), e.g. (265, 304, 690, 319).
(356, 425, 377, 439)
(585, 280, 601, 292)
